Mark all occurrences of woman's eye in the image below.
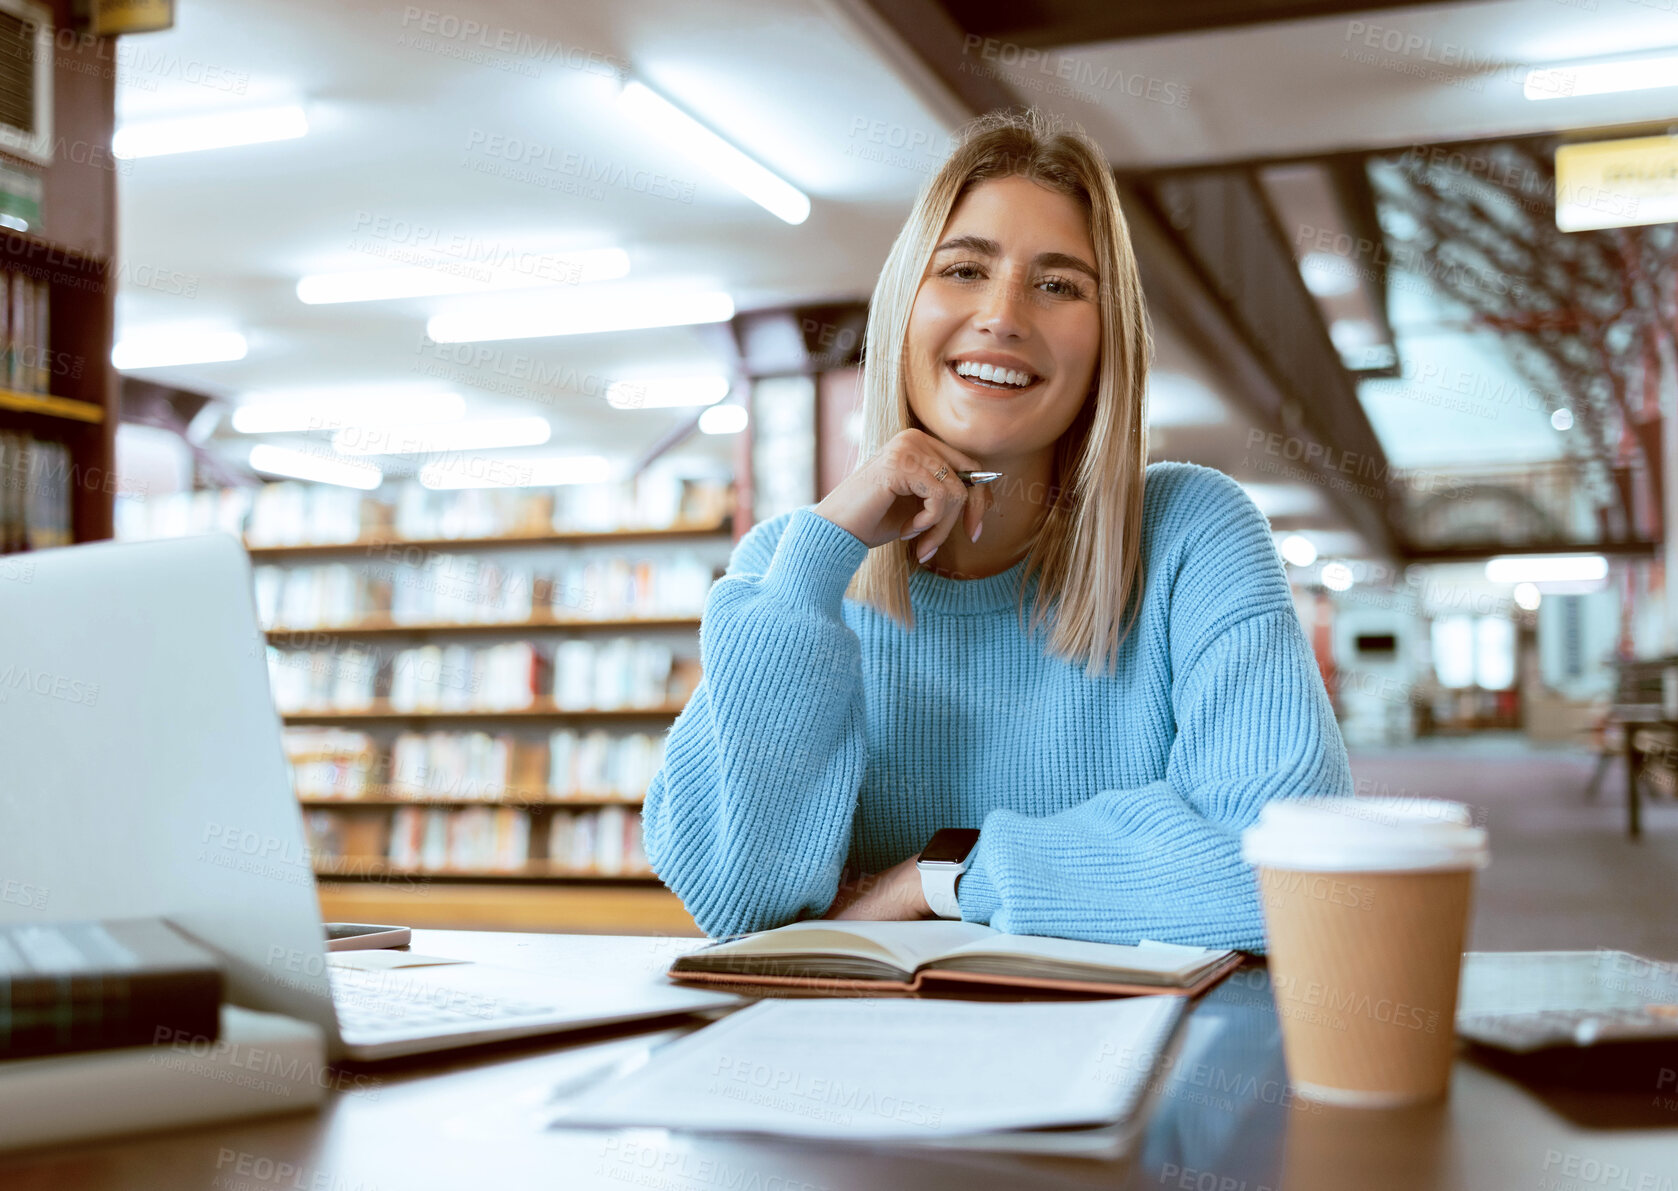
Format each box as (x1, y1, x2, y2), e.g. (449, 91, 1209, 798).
(942, 263, 983, 281)
(1039, 276, 1083, 299)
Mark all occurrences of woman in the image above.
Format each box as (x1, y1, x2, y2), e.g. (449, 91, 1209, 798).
(642, 108, 1351, 949)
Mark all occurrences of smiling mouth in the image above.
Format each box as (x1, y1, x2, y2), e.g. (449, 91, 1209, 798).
(945, 361, 1044, 393)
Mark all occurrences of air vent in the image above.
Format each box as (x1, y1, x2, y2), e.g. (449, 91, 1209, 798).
(0, 0, 51, 164)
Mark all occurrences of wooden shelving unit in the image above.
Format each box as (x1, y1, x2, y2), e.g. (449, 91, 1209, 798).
(247, 520, 730, 559)
(0, 389, 105, 424)
(266, 513, 731, 935)
(268, 615, 701, 638)
(282, 700, 688, 723)
(0, 24, 119, 552)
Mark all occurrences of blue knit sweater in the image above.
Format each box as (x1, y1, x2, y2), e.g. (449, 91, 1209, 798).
(642, 461, 1352, 950)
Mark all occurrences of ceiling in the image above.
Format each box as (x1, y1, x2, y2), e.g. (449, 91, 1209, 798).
(110, 0, 1678, 562)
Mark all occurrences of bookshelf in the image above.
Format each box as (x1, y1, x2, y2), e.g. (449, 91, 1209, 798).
(0, 13, 120, 554)
(120, 478, 736, 934)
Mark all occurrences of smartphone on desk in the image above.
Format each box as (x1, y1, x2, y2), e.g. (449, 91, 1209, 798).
(324, 922, 412, 952)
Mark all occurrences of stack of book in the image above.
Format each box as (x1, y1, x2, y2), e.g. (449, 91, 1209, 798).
(283, 727, 381, 799)
(303, 802, 651, 876)
(2, 268, 52, 395)
(0, 431, 73, 552)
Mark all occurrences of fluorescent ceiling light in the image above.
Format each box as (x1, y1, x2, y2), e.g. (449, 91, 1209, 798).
(427, 289, 734, 344)
(698, 404, 749, 435)
(232, 386, 466, 434)
(1485, 554, 1608, 584)
(249, 444, 382, 490)
(1299, 253, 1358, 297)
(1320, 561, 1354, 592)
(617, 79, 809, 224)
(113, 104, 309, 159)
(1280, 535, 1318, 568)
(1240, 483, 1321, 519)
(1525, 54, 1678, 101)
(296, 249, 631, 304)
(113, 330, 247, 370)
(333, 416, 551, 456)
(606, 376, 730, 410)
(419, 454, 614, 489)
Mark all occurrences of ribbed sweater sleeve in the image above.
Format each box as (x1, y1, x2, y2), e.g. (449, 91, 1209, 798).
(953, 475, 1352, 951)
(641, 507, 871, 938)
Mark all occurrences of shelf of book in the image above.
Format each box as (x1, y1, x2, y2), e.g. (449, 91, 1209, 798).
(268, 615, 702, 638)
(0, 389, 105, 424)
(299, 794, 643, 808)
(282, 701, 687, 723)
(315, 879, 700, 934)
(313, 859, 661, 881)
(247, 520, 732, 559)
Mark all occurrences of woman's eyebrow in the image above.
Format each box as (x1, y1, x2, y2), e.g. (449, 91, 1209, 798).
(933, 236, 1098, 279)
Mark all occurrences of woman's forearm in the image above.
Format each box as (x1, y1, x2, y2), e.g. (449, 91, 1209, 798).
(642, 509, 873, 937)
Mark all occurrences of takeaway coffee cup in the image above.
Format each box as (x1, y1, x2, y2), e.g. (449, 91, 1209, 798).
(1241, 797, 1489, 1107)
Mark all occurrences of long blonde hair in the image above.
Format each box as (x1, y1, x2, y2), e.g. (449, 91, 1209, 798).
(844, 107, 1152, 678)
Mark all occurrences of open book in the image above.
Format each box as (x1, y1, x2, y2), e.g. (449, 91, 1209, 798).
(669, 920, 1242, 998)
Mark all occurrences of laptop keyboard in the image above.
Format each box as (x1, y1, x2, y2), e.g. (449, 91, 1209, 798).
(330, 967, 558, 1037)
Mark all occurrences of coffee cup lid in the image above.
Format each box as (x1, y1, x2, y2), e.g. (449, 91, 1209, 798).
(1241, 796, 1488, 872)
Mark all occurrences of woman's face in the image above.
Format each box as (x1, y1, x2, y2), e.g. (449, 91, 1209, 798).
(903, 175, 1102, 466)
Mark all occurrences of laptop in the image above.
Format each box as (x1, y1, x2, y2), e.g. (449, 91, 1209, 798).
(0, 533, 736, 1061)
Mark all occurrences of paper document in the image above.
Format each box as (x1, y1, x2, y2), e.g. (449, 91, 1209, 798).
(549, 994, 1186, 1142)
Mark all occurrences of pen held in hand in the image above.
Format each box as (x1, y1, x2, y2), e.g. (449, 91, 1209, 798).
(957, 471, 1003, 487)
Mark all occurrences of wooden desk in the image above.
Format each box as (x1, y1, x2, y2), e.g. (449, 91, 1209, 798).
(3, 931, 1675, 1190)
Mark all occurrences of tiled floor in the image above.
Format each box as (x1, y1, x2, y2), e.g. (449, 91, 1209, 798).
(1348, 735, 1678, 959)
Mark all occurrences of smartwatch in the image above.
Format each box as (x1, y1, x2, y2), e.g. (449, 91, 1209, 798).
(916, 828, 981, 920)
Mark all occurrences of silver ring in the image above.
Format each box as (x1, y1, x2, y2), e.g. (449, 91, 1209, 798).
(932, 464, 948, 482)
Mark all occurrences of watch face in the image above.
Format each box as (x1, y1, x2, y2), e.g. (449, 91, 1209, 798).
(920, 828, 980, 865)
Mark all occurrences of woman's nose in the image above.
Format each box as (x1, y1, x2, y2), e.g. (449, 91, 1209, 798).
(972, 272, 1032, 338)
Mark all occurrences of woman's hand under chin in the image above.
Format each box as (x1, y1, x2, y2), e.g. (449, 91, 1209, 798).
(822, 854, 934, 921)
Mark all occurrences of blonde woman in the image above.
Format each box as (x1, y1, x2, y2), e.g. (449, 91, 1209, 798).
(642, 108, 1351, 948)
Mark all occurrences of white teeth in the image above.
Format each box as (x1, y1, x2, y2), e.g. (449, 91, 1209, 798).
(952, 361, 1033, 387)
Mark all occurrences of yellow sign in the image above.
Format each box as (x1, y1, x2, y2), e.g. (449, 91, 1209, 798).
(85, 0, 174, 35)
(1555, 134, 1678, 233)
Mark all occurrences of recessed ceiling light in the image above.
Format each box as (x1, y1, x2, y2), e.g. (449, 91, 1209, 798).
(296, 249, 630, 304)
(1299, 253, 1359, 297)
(249, 444, 382, 490)
(231, 386, 466, 434)
(1525, 53, 1678, 101)
(1320, 561, 1354, 592)
(606, 376, 730, 409)
(426, 290, 734, 343)
(617, 79, 809, 225)
(333, 416, 551, 456)
(1280, 535, 1318, 567)
(1485, 555, 1608, 583)
(698, 404, 749, 435)
(113, 104, 309, 159)
(113, 330, 248, 370)
(418, 454, 615, 489)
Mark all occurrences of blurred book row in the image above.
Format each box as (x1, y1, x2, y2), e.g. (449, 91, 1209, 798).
(2, 270, 52, 395)
(283, 726, 668, 803)
(116, 476, 734, 545)
(253, 552, 715, 628)
(266, 639, 696, 713)
(305, 803, 650, 876)
(0, 431, 73, 552)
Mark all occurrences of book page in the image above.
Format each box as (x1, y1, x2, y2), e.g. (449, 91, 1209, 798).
(549, 995, 1185, 1141)
(932, 933, 1221, 978)
(697, 919, 995, 971)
